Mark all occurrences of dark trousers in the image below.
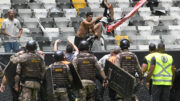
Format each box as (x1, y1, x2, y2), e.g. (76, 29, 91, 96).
(151, 85, 170, 101)
(74, 36, 86, 48)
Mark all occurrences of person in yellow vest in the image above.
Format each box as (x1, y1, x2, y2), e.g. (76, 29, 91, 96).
(146, 43, 175, 101)
(141, 43, 157, 95)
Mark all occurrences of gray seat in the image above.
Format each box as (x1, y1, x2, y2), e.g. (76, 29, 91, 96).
(40, 18, 54, 28)
(63, 9, 77, 20)
(87, 0, 100, 8)
(11, 0, 28, 9)
(56, 0, 72, 9)
(159, 16, 176, 26)
(153, 26, 169, 35)
(117, 0, 130, 8)
(92, 8, 104, 17)
(169, 7, 180, 17)
(119, 26, 138, 36)
(41, 0, 56, 9)
(29, 28, 43, 37)
(33, 9, 48, 18)
(49, 8, 64, 17)
(129, 16, 145, 26)
(168, 26, 180, 36)
(28, 2, 44, 9)
(79, 7, 91, 18)
(43, 28, 60, 38)
(71, 17, 82, 32)
(54, 17, 70, 27)
(143, 16, 159, 26)
(18, 9, 32, 19)
(0, 0, 11, 9)
(59, 27, 75, 38)
(23, 18, 39, 28)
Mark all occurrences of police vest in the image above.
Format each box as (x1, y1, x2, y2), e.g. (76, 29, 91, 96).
(144, 52, 158, 76)
(152, 53, 173, 86)
(50, 63, 69, 88)
(77, 53, 96, 80)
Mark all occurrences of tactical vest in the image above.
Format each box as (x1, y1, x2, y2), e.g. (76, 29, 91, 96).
(21, 53, 43, 80)
(144, 52, 158, 76)
(152, 53, 173, 86)
(51, 63, 69, 88)
(77, 53, 96, 80)
(119, 52, 137, 76)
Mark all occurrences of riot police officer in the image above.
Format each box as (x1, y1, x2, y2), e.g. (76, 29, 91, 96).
(72, 40, 107, 101)
(12, 40, 46, 101)
(47, 50, 73, 101)
(115, 39, 143, 101)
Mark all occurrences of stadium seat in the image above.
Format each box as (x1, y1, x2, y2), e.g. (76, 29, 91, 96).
(21, 28, 30, 37)
(138, 45, 149, 50)
(168, 26, 180, 36)
(91, 8, 104, 17)
(39, 18, 54, 28)
(29, 28, 43, 37)
(19, 36, 33, 46)
(173, 0, 180, 7)
(23, 18, 39, 28)
(161, 35, 176, 45)
(129, 16, 145, 26)
(56, 0, 72, 9)
(0, 18, 5, 29)
(33, 9, 48, 18)
(72, 0, 87, 13)
(43, 28, 59, 37)
(153, 26, 169, 35)
(79, 7, 91, 18)
(176, 16, 180, 25)
(117, 0, 130, 8)
(165, 45, 180, 50)
(11, 0, 28, 9)
(71, 17, 82, 32)
(28, 2, 44, 9)
(159, 16, 176, 26)
(18, 9, 32, 19)
(63, 9, 77, 20)
(60, 27, 75, 38)
(54, 17, 70, 27)
(121, 7, 133, 16)
(87, 0, 100, 8)
(143, 16, 159, 26)
(159, 0, 173, 9)
(147, 35, 160, 45)
(113, 8, 122, 19)
(169, 7, 180, 17)
(129, 35, 148, 45)
(138, 7, 151, 17)
(118, 26, 138, 36)
(138, 26, 153, 36)
(0, 0, 11, 9)
(41, 0, 56, 9)
(49, 7, 64, 17)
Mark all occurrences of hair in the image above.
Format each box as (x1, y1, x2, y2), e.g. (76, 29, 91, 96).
(86, 12, 93, 17)
(66, 44, 73, 53)
(8, 9, 14, 14)
(158, 42, 165, 52)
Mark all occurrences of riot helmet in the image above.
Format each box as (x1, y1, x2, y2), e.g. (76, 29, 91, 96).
(120, 39, 130, 50)
(149, 43, 156, 52)
(78, 40, 89, 51)
(54, 50, 65, 61)
(26, 40, 37, 51)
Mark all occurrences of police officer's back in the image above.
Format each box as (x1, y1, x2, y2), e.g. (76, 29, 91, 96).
(116, 39, 142, 78)
(72, 40, 107, 101)
(48, 50, 72, 101)
(13, 40, 46, 101)
(115, 39, 143, 100)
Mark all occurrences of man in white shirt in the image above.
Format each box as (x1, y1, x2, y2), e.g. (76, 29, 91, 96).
(1, 9, 23, 52)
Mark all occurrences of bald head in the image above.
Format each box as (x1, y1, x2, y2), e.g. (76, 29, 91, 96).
(158, 42, 165, 52)
(8, 9, 14, 20)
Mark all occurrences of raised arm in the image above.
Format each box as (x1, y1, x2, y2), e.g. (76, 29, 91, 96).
(53, 39, 61, 51)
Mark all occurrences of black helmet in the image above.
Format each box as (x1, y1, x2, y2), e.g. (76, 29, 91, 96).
(149, 43, 156, 51)
(120, 39, 130, 50)
(54, 50, 65, 61)
(78, 40, 89, 51)
(26, 40, 37, 51)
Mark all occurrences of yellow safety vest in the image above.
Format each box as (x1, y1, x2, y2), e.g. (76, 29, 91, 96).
(144, 52, 158, 76)
(152, 53, 173, 86)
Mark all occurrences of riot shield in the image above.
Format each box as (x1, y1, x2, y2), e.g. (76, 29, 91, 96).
(104, 60, 136, 97)
(69, 63, 83, 90)
(44, 68, 54, 101)
(4, 61, 19, 101)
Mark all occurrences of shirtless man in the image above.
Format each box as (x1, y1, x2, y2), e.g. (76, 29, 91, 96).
(74, 12, 103, 47)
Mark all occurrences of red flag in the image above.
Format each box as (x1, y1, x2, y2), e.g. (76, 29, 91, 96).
(107, 0, 147, 32)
